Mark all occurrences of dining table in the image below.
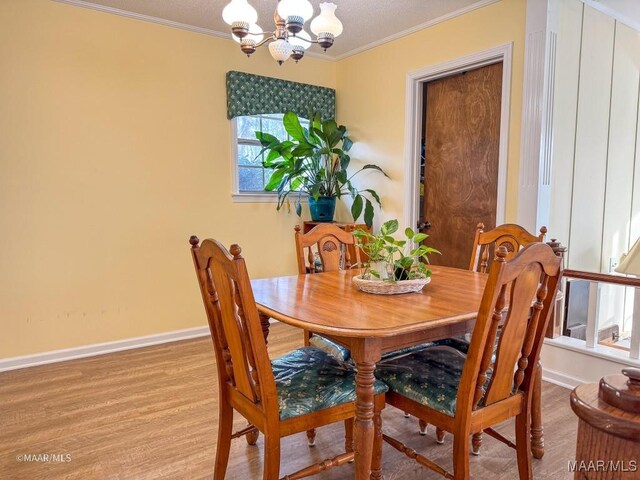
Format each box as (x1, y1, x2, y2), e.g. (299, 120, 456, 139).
(250, 265, 544, 480)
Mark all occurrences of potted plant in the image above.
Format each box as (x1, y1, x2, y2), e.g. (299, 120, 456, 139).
(255, 111, 388, 228)
(352, 219, 440, 294)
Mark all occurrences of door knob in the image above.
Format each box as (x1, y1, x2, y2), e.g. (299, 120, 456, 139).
(417, 221, 431, 230)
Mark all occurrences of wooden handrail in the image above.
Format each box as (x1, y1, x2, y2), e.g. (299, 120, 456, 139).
(564, 269, 640, 288)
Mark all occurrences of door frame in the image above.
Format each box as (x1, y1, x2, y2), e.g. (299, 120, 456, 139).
(403, 43, 513, 232)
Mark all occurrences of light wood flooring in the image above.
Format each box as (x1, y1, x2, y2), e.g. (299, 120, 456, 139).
(0, 322, 578, 479)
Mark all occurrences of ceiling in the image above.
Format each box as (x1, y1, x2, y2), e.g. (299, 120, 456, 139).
(53, 0, 498, 59)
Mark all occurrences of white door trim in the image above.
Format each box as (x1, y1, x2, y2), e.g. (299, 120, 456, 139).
(402, 43, 513, 232)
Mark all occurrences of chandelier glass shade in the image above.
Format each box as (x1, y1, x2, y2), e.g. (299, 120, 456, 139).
(310, 2, 343, 37)
(268, 39, 294, 63)
(277, 0, 314, 22)
(222, 0, 343, 65)
(222, 0, 257, 25)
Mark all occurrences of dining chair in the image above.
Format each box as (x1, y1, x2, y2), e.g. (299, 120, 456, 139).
(294, 223, 360, 358)
(295, 223, 429, 437)
(295, 223, 366, 446)
(469, 223, 547, 273)
(295, 223, 361, 275)
(424, 222, 547, 453)
(294, 223, 434, 361)
(377, 243, 563, 480)
(189, 236, 387, 480)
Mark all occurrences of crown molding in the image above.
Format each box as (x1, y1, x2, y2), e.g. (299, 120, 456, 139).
(580, 0, 640, 32)
(52, 0, 229, 39)
(52, 0, 501, 63)
(333, 0, 501, 61)
(51, 0, 331, 60)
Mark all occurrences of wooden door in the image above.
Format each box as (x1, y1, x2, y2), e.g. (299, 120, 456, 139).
(421, 62, 502, 269)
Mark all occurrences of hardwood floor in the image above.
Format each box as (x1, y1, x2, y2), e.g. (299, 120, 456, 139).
(0, 322, 577, 479)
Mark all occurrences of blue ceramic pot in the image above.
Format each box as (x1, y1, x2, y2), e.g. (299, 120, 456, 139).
(308, 196, 336, 222)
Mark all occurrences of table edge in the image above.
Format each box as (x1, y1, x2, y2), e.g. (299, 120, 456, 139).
(257, 304, 478, 338)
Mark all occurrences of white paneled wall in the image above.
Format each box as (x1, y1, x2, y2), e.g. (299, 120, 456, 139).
(568, 6, 615, 272)
(605, 22, 640, 330)
(549, 1, 640, 330)
(550, 2, 640, 268)
(538, 0, 640, 386)
(603, 23, 639, 273)
(547, 0, 583, 246)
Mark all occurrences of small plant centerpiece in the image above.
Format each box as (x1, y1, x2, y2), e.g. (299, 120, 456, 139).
(255, 111, 388, 228)
(352, 219, 440, 294)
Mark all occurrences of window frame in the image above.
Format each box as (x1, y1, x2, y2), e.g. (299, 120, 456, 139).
(230, 114, 309, 203)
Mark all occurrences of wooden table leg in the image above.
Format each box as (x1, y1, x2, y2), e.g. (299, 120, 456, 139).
(370, 408, 383, 480)
(352, 339, 381, 480)
(531, 362, 544, 459)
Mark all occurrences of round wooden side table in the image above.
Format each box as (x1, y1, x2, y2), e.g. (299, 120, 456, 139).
(570, 368, 640, 479)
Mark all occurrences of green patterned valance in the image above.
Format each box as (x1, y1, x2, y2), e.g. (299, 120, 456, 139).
(226, 71, 336, 120)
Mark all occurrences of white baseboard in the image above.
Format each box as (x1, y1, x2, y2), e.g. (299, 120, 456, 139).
(0, 322, 591, 390)
(0, 326, 210, 373)
(541, 367, 583, 390)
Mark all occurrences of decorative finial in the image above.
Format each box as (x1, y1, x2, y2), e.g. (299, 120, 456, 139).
(496, 245, 508, 261)
(477, 222, 485, 230)
(189, 235, 200, 247)
(540, 226, 548, 235)
(230, 244, 242, 257)
(547, 238, 567, 257)
(294, 225, 301, 232)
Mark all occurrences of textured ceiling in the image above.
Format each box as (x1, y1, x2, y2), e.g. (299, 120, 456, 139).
(56, 0, 496, 59)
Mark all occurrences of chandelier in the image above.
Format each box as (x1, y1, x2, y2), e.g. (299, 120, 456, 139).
(222, 0, 343, 65)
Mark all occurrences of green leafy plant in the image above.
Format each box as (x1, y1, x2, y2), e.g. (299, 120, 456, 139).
(255, 111, 389, 228)
(353, 219, 440, 282)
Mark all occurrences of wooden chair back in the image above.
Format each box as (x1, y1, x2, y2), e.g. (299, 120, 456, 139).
(294, 224, 361, 274)
(189, 236, 277, 416)
(469, 223, 547, 273)
(457, 243, 563, 417)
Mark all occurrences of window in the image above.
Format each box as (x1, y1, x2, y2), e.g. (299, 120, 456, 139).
(232, 113, 308, 201)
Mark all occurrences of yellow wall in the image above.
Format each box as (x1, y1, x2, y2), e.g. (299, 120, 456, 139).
(0, 0, 335, 357)
(0, 0, 526, 358)
(335, 0, 526, 224)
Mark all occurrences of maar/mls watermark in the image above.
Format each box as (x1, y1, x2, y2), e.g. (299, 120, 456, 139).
(568, 460, 637, 473)
(16, 453, 72, 463)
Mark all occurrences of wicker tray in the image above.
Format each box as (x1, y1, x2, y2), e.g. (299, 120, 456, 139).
(352, 275, 431, 295)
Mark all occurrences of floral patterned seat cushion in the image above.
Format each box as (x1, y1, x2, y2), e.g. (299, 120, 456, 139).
(430, 335, 471, 354)
(308, 335, 351, 361)
(375, 346, 494, 417)
(431, 330, 500, 362)
(272, 347, 388, 421)
(309, 335, 433, 362)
